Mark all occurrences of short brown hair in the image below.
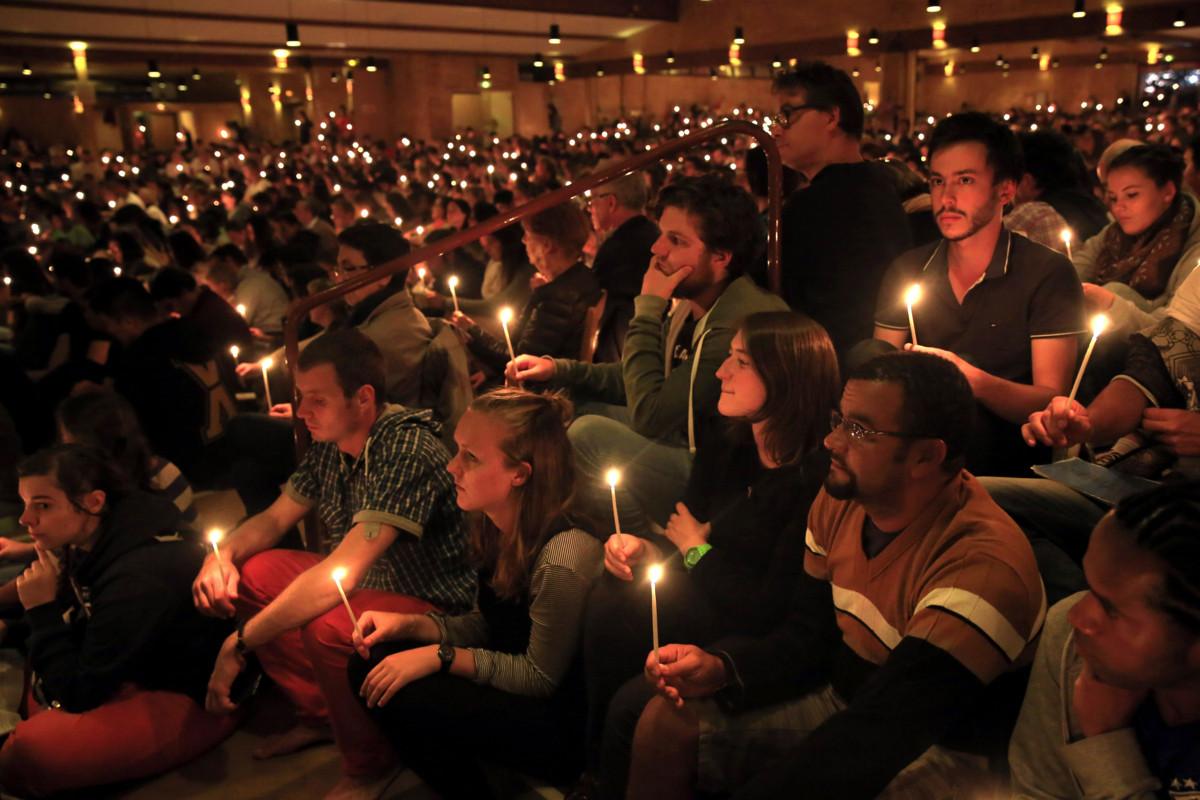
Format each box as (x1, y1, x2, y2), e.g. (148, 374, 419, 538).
(297, 329, 386, 405)
(737, 311, 840, 466)
(522, 202, 590, 262)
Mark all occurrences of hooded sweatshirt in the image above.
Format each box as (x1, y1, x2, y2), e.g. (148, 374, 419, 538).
(25, 490, 232, 713)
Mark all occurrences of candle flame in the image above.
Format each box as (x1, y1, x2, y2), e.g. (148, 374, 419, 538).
(447, 275, 459, 290)
(229, 345, 239, 359)
(605, 468, 621, 487)
(904, 283, 922, 307)
(236, 303, 247, 316)
(332, 567, 348, 583)
(206, 528, 223, 545)
(261, 356, 274, 370)
(1060, 228, 1073, 244)
(1090, 314, 1110, 337)
(417, 266, 426, 279)
(499, 306, 514, 324)
(648, 564, 664, 584)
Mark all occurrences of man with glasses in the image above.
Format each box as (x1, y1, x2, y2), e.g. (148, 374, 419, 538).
(772, 61, 911, 358)
(586, 164, 660, 363)
(605, 351, 1045, 799)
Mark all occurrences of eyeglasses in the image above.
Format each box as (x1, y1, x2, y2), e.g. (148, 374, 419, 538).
(586, 192, 615, 207)
(771, 103, 823, 130)
(830, 410, 929, 442)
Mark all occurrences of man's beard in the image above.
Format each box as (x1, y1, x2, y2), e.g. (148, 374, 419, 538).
(670, 254, 711, 300)
(824, 465, 857, 500)
(937, 196, 999, 242)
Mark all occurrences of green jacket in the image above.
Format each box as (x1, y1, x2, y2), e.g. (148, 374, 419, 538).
(551, 275, 788, 451)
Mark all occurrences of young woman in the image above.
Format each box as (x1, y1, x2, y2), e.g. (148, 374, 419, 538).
(578, 310, 840, 796)
(451, 202, 600, 382)
(0, 444, 235, 797)
(1074, 144, 1200, 337)
(347, 388, 603, 798)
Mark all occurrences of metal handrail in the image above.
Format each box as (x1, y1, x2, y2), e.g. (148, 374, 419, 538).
(283, 119, 784, 456)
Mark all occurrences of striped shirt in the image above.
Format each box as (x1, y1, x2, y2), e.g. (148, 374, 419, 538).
(804, 472, 1046, 684)
(147, 457, 197, 525)
(285, 405, 475, 612)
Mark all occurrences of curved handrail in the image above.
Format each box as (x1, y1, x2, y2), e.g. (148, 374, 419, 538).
(283, 119, 783, 455)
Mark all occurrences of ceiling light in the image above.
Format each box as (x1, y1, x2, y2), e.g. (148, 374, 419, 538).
(21, 62, 31, 76)
(286, 21, 301, 47)
(191, 67, 201, 80)
(147, 60, 161, 78)
(666, 50, 676, 64)
(533, 53, 544, 68)
(969, 37, 981, 53)
(733, 26, 745, 45)
(771, 55, 782, 69)
(365, 57, 378, 72)
(1073, 0, 1086, 18)
(927, 1, 942, 11)
(548, 24, 561, 44)
(867, 28, 880, 45)
(1173, 9, 1186, 27)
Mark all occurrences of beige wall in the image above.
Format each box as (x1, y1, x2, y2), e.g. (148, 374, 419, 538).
(917, 62, 1140, 117)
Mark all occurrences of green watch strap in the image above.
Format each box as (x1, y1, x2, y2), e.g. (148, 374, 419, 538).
(684, 544, 713, 570)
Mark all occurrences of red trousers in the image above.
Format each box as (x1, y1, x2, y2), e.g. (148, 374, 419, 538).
(238, 549, 436, 776)
(0, 683, 238, 797)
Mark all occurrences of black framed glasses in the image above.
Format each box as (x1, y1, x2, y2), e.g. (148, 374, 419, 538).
(830, 410, 929, 442)
(771, 103, 823, 129)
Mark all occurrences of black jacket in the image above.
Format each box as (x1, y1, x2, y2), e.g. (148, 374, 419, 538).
(26, 490, 231, 713)
(592, 215, 660, 363)
(466, 262, 601, 374)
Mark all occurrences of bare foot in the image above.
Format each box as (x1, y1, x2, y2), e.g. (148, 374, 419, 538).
(322, 766, 403, 800)
(252, 723, 334, 759)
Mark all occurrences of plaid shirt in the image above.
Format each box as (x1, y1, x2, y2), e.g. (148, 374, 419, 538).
(284, 405, 475, 612)
(1005, 201, 1071, 257)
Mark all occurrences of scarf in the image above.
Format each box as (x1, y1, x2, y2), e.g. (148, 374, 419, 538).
(1092, 193, 1193, 299)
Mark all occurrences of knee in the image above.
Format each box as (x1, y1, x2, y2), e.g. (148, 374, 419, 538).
(635, 695, 698, 750)
(300, 607, 349, 652)
(0, 723, 56, 796)
(568, 415, 620, 465)
(237, 550, 289, 600)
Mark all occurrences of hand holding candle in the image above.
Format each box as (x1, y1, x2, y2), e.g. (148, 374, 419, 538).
(331, 567, 363, 639)
(1067, 313, 1109, 404)
(260, 356, 274, 410)
(447, 275, 460, 314)
(904, 283, 922, 346)
(207, 528, 227, 583)
(648, 564, 663, 666)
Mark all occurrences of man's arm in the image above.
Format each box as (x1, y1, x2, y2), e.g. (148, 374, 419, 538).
(224, 491, 309, 563)
(873, 324, 908, 350)
(241, 521, 400, 649)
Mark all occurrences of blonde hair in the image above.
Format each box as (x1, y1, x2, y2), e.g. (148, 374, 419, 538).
(467, 388, 576, 599)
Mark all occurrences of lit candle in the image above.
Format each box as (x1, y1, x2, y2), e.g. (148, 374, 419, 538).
(1061, 228, 1073, 260)
(648, 563, 663, 665)
(605, 468, 623, 540)
(229, 344, 240, 362)
(260, 357, 274, 410)
(331, 567, 363, 639)
(416, 265, 427, 286)
(447, 275, 460, 314)
(207, 528, 227, 583)
(904, 283, 922, 347)
(499, 306, 517, 363)
(1067, 314, 1109, 404)
(236, 303, 247, 317)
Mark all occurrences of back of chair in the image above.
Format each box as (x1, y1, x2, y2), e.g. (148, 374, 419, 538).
(419, 318, 475, 448)
(578, 289, 607, 363)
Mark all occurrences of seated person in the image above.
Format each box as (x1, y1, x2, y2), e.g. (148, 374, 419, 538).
(509, 176, 788, 536)
(194, 329, 475, 800)
(873, 112, 1085, 477)
(1008, 482, 1200, 799)
(608, 352, 1046, 799)
(456, 214, 534, 318)
(984, 263, 1200, 603)
(1006, 130, 1110, 250)
(150, 266, 253, 360)
(452, 202, 600, 382)
(201, 243, 289, 340)
(86, 277, 238, 485)
(581, 311, 837, 794)
(348, 388, 603, 799)
(0, 445, 235, 797)
(1072, 144, 1200, 338)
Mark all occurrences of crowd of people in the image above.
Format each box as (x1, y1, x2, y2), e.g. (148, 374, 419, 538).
(0, 58, 1197, 800)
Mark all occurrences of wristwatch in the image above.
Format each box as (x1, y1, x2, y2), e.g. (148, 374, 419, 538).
(684, 544, 713, 570)
(436, 641, 455, 674)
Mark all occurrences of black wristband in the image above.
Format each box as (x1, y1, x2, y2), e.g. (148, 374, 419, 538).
(235, 618, 248, 655)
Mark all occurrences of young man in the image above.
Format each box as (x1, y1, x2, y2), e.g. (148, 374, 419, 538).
(772, 61, 912, 358)
(586, 164, 661, 363)
(508, 176, 788, 536)
(194, 329, 473, 800)
(874, 112, 1086, 477)
(149, 266, 252, 360)
(607, 352, 1046, 799)
(1009, 483, 1200, 798)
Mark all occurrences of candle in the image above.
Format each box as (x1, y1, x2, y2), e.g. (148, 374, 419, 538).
(499, 306, 517, 364)
(207, 528, 227, 583)
(605, 468, 623, 540)
(260, 356, 274, 410)
(1067, 314, 1109, 404)
(229, 344, 240, 362)
(447, 275, 460, 314)
(1060, 228, 1073, 260)
(416, 265, 427, 284)
(904, 283, 922, 346)
(648, 563, 663, 665)
(331, 567, 363, 639)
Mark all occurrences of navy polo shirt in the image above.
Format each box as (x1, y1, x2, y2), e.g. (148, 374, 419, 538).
(875, 229, 1086, 475)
